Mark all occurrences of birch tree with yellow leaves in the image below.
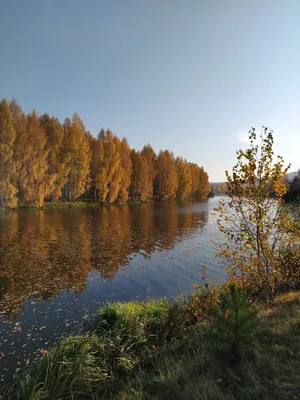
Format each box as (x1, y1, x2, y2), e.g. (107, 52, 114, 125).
(215, 127, 298, 303)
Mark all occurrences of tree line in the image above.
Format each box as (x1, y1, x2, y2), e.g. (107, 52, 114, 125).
(0, 98, 211, 208)
(284, 172, 300, 202)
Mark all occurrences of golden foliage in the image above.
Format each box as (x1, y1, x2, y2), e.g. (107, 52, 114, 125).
(214, 127, 299, 302)
(0, 99, 17, 207)
(0, 97, 210, 206)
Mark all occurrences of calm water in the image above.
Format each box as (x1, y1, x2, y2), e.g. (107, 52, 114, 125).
(0, 198, 225, 385)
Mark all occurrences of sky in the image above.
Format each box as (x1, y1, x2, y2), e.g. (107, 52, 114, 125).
(0, 0, 299, 181)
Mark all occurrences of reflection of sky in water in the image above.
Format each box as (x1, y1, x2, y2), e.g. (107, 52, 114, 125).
(0, 198, 226, 386)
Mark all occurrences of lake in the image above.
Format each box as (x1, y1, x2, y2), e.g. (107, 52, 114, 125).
(0, 197, 225, 385)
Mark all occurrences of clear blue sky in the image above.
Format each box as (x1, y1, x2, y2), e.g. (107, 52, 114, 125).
(0, 0, 299, 181)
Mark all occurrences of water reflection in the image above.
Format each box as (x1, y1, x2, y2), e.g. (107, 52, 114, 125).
(0, 203, 208, 320)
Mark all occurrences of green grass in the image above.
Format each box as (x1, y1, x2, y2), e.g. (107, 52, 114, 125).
(44, 201, 100, 209)
(4, 292, 300, 400)
(6, 199, 155, 211)
(6, 299, 186, 399)
(16, 201, 102, 210)
(2, 197, 210, 211)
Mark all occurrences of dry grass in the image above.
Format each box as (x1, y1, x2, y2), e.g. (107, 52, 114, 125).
(119, 291, 300, 400)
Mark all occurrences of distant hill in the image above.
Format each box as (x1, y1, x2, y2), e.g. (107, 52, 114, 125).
(211, 172, 298, 195)
(211, 182, 226, 195)
(287, 171, 298, 181)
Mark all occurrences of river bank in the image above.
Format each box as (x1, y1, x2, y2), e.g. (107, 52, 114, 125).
(0, 199, 155, 211)
(3, 287, 300, 400)
(0, 197, 215, 212)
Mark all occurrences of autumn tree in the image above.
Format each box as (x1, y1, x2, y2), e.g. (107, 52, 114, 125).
(83, 130, 94, 198)
(2, 98, 210, 205)
(189, 163, 199, 198)
(40, 114, 68, 200)
(176, 157, 192, 200)
(62, 114, 90, 201)
(118, 138, 132, 202)
(96, 129, 121, 203)
(199, 167, 211, 199)
(108, 135, 123, 203)
(130, 149, 148, 200)
(215, 127, 298, 303)
(188, 163, 210, 199)
(0, 99, 17, 207)
(155, 150, 178, 200)
(14, 110, 48, 206)
(90, 136, 104, 199)
(141, 144, 156, 199)
(10, 99, 27, 201)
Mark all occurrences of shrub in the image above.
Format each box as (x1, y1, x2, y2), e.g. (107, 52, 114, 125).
(214, 284, 257, 359)
(186, 284, 221, 324)
(278, 244, 300, 290)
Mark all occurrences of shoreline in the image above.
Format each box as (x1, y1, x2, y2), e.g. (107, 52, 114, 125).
(0, 197, 211, 212)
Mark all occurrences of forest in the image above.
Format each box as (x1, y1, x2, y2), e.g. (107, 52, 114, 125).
(0, 98, 211, 208)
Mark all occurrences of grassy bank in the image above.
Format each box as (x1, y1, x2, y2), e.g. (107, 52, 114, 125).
(0, 197, 212, 211)
(2, 199, 154, 211)
(43, 199, 154, 209)
(4, 288, 300, 400)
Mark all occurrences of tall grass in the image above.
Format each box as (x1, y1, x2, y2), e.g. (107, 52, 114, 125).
(7, 299, 188, 399)
(11, 199, 154, 211)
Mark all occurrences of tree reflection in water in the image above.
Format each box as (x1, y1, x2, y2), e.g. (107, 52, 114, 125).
(0, 203, 208, 320)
